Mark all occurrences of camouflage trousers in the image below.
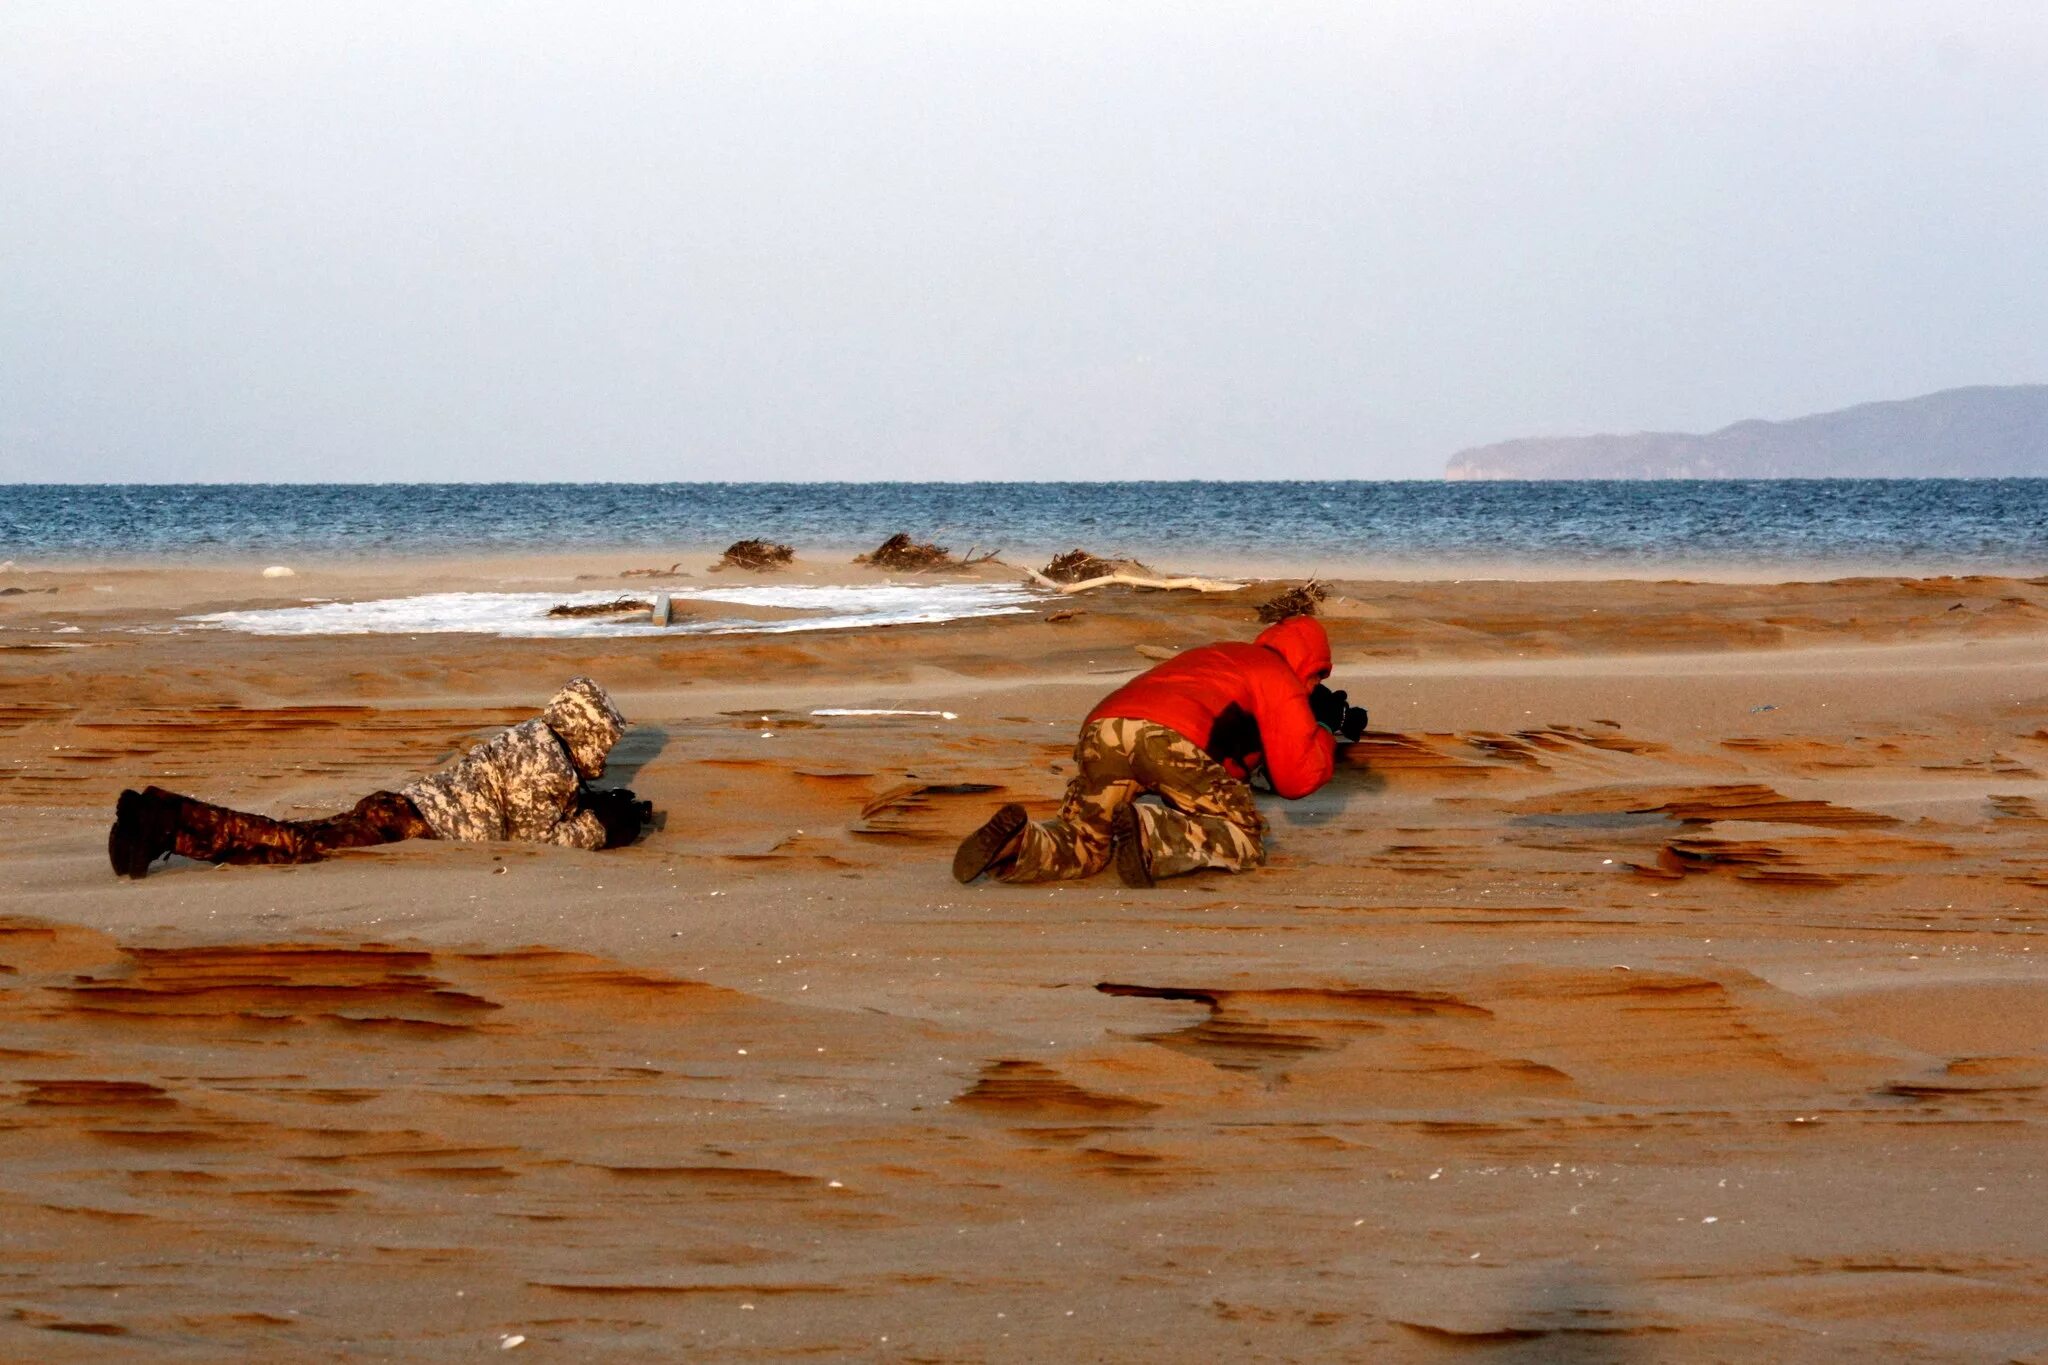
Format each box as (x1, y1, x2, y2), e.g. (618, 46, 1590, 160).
(150, 786, 434, 865)
(999, 718, 1268, 883)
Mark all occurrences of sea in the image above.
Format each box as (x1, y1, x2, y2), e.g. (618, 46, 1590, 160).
(5, 480, 2048, 573)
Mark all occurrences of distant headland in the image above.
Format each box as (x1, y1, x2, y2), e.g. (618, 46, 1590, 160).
(1446, 384, 2048, 480)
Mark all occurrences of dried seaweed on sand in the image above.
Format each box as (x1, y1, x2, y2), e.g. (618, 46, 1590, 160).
(547, 597, 652, 618)
(856, 533, 999, 572)
(618, 564, 682, 578)
(713, 539, 795, 572)
(1257, 581, 1328, 623)
(1039, 548, 1153, 584)
(858, 533, 954, 571)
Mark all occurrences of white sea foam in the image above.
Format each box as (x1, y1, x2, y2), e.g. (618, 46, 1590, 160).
(184, 583, 1041, 638)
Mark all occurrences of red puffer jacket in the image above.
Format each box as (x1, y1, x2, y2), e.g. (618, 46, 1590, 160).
(1087, 616, 1336, 799)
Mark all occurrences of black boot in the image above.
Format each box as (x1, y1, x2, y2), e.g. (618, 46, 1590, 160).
(107, 788, 177, 879)
(953, 803, 1028, 884)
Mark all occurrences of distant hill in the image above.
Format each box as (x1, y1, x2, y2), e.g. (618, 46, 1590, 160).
(1445, 385, 2048, 480)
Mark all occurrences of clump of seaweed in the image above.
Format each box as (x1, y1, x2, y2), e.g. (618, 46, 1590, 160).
(855, 533, 998, 572)
(713, 539, 795, 573)
(857, 533, 954, 571)
(547, 597, 652, 618)
(1039, 548, 1154, 584)
(1256, 581, 1327, 623)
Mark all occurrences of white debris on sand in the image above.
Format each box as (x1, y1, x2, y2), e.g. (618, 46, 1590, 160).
(261, 565, 296, 578)
(184, 584, 1040, 638)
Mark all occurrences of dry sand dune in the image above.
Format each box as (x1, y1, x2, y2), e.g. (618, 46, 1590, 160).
(3, 561, 2047, 1360)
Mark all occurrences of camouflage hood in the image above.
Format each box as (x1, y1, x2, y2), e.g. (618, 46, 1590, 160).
(541, 677, 626, 779)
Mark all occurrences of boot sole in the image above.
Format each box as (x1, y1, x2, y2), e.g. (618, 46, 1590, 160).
(953, 803, 1028, 884)
(108, 789, 151, 879)
(1112, 804, 1153, 888)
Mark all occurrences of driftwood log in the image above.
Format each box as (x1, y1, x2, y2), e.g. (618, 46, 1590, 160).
(1019, 567, 1247, 595)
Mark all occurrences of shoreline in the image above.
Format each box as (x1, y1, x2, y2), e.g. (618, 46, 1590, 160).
(8, 545, 2048, 585)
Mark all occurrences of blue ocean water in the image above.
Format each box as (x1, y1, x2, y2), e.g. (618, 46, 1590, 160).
(4, 481, 2048, 570)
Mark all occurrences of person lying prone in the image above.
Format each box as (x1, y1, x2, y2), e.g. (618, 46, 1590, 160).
(106, 677, 651, 878)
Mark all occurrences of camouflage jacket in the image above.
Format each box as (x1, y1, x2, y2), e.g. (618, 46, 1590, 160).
(399, 679, 625, 849)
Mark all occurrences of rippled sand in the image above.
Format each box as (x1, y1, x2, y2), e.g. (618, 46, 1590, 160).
(3, 558, 2047, 1360)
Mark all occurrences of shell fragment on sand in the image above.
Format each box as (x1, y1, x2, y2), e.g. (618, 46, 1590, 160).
(183, 583, 1041, 638)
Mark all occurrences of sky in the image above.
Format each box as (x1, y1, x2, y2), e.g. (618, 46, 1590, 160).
(4, 2, 2046, 483)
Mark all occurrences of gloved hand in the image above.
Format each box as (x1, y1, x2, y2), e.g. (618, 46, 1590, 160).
(1309, 683, 1344, 732)
(1309, 683, 1350, 734)
(1311, 684, 1369, 743)
(586, 786, 653, 848)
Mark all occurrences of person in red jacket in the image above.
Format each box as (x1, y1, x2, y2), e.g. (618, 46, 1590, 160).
(953, 615, 1365, 887)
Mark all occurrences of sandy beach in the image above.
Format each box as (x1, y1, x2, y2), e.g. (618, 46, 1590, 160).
(4, 554, 2047, 1361)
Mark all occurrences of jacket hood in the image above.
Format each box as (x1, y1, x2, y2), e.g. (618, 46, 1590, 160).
(541, 677, 626, 779)
(1254, 616, 1332, 686)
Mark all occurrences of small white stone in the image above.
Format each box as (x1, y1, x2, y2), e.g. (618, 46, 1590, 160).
(261, 565, 296, 578)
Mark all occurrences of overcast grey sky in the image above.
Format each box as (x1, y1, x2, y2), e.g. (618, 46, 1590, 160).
(4, 2, 2045, 482)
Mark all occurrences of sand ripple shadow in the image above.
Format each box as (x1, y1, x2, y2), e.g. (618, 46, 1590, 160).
(1079, 966, 1894, 1109)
